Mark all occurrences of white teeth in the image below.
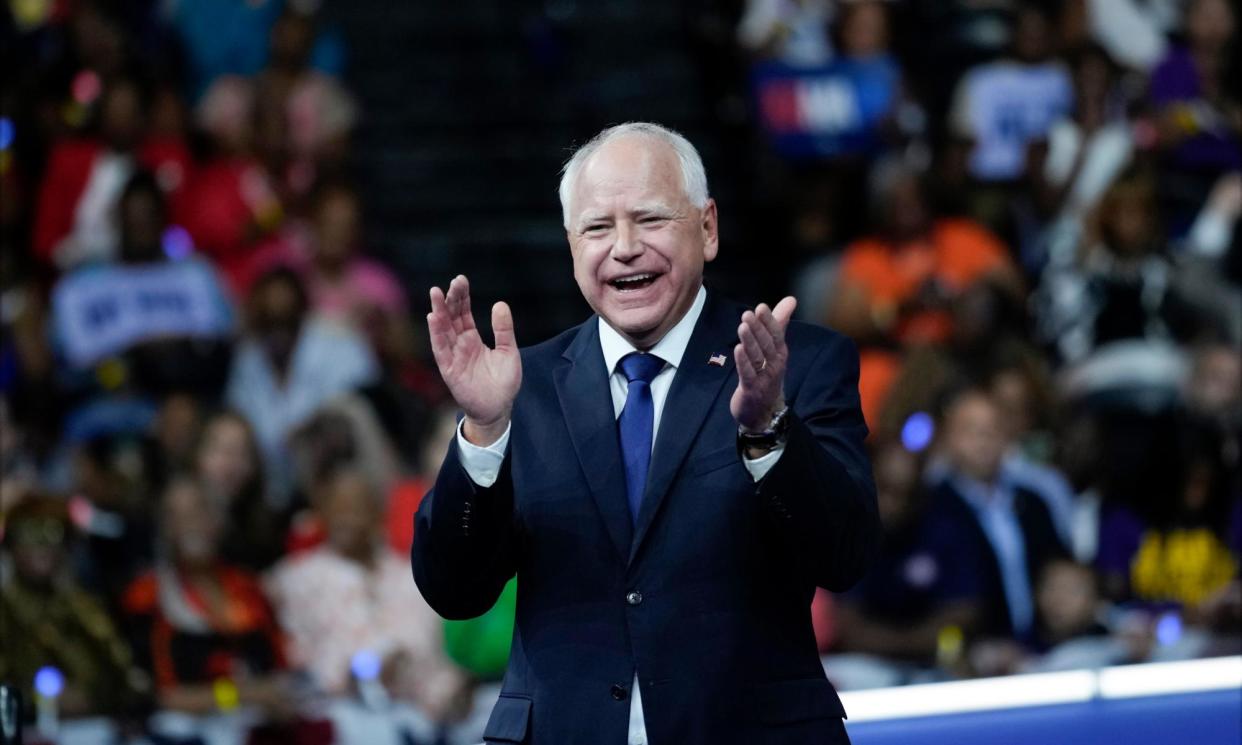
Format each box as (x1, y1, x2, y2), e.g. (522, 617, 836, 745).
(613, 273, 655, 287)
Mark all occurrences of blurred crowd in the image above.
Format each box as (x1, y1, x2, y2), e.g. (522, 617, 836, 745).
(736, 0, 1240, 687)
(1, 0, 506, 742)
(0, 0, 1239, 742)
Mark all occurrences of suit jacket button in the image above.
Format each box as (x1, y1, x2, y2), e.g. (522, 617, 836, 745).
(611, 684, 628, 701)
(625, 590, 643, 606)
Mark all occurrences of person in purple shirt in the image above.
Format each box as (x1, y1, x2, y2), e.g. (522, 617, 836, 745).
(1148, 0, 1241, 232)
(1149, 0, 1240, 172)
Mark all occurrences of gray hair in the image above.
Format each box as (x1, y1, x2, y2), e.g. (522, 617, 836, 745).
(558, 122, 710, 227)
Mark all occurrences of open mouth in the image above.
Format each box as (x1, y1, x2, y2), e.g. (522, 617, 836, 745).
(608, 273, 660, 292)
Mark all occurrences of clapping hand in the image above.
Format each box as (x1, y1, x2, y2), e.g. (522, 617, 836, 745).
(427, 275, 521, 446)
(731, 297, 797, 433)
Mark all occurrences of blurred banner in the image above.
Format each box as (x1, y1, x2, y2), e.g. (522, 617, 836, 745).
(51, 258, 234, 367)
(751, 60, 897, 159)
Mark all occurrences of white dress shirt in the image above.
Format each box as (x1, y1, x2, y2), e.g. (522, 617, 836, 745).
(455, 286, 783, 744)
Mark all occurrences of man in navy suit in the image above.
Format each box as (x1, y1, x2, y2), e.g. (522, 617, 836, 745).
(414, 122, 879, 744)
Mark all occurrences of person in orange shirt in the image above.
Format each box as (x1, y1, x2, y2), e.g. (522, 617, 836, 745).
(829, 161, 1023, 347)
(826, 161, 1024, 432)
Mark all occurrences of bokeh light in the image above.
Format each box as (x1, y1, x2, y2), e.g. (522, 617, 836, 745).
(71, 70, 102, 105)
(162, 225, 194, 260)
(1155, 612, 1183, 646)
(34, 666, 64, 699)
(901, 412, 935, 453)
(350, 649, 382, 681)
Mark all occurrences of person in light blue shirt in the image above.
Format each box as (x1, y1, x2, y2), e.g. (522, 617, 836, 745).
(924, 386, 1068, 644)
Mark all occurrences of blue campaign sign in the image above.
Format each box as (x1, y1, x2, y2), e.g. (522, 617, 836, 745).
(751, 58, 899, 159)
(51, 258, 235, 367)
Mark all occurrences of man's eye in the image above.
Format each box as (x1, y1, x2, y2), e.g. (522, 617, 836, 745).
(639, 216, 668, 225)
(584, 224, 609, 234)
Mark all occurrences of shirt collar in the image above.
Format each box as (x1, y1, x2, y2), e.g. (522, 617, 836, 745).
(952, 471, 1013, 514)
(598, 285, 707, 375)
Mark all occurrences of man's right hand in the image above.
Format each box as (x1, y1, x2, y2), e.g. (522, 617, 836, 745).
(428, 275, 521, 446)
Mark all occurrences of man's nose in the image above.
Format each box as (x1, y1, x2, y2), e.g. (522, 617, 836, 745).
(610, 221, 643, 261)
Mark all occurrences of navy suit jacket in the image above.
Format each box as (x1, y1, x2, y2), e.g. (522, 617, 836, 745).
(922, 477, 1068, 643)
(412, 291, 880, 745)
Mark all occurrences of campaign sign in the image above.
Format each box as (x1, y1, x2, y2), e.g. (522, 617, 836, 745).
(52, 259, 234, 367)
(751, 58, 898, 159)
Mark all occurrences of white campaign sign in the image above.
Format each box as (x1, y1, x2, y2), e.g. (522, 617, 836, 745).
(52, 259, 234, 367)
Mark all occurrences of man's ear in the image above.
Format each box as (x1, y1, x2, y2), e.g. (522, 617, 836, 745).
(701, 199, 719, 262)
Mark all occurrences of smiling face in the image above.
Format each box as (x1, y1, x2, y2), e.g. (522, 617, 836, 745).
(566, 135, 718, 349)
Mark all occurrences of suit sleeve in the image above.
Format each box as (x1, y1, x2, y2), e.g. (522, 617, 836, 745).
(412, 438, 520, 620)
(754, 330, 881, 592)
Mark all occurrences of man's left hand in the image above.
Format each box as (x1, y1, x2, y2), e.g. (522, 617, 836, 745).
(731, 296, 797, 432)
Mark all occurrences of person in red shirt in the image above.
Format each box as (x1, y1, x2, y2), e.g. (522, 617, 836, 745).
(178, 76, 294, 296)
(122, 475, 298, 719)
(33, 77, 193, 269)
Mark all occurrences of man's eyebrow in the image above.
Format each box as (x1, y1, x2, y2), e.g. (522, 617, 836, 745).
(631, 203, 678, 216)
(575, 212, 611, 229)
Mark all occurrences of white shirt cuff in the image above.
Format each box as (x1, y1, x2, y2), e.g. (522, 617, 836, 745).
(455, 418, 511, 487)
(456, 418, 781, 485)
(742, 443, 785, 482)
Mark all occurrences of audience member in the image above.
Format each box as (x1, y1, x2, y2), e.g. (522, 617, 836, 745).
(828, 161, 1021, 346)
(254, 8, 356, 193)
(833, 439, 983, 675)
(1026, 42, 1135, 271)
(195, 410, 287, 571)
(1096, 424, 1239, 618)
(303, 182, 407, 341)
(225, 267, 378, 501)
(53, 171, 235, 395)
(179, 76, 290, 294)
(925, 388, 1069, 646)
(1, 494, 149, 721)
(1038, 166, 1199, 366)
(1020, 558, 1149, 672)
(1148, 0, 1241, 232)
(949, 4, 1073, 187)
(265, 466, 467, 720)
(121, 476, 299, 722)
(33, 76, 192, 269)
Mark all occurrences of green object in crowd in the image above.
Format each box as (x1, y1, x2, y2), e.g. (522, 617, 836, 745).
(443, 577, 517, 680)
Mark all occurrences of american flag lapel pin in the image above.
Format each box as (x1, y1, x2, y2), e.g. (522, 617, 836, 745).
(708, 353, 727, 367)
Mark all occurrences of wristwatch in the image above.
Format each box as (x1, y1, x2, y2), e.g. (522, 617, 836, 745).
(737, 405, 791, 453)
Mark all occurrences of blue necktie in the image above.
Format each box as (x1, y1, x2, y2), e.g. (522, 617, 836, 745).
(618, 352, 665, 523)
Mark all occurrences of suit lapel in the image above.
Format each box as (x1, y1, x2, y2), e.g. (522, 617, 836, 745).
(629, 292, 739, 564)
(554, 320, 633, 563)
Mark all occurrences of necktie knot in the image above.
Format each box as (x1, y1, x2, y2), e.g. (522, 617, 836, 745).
(619, 352, 664, 385)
